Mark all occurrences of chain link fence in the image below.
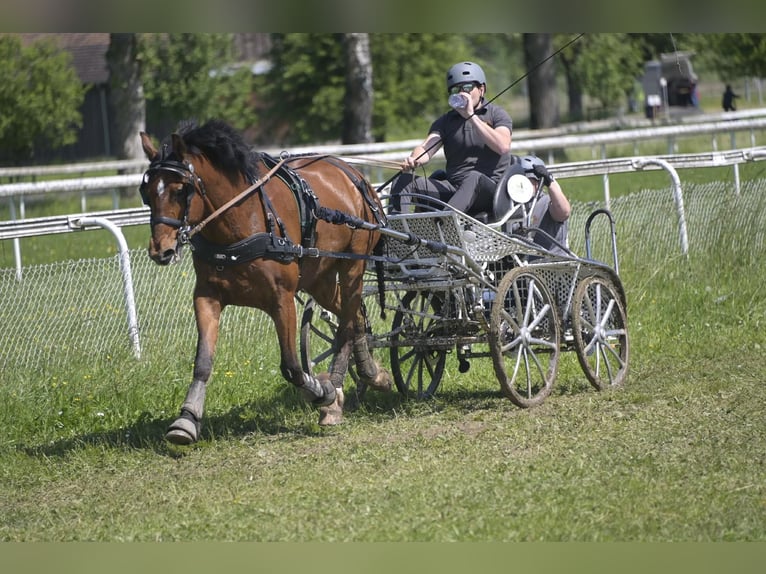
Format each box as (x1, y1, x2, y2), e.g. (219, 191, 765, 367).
(2, 179, 765, 374)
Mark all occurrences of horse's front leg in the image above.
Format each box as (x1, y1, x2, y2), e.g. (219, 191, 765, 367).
(165, 294, 221, 445)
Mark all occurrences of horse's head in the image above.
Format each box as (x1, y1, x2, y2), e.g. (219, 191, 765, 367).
(139, 131, 204, 265)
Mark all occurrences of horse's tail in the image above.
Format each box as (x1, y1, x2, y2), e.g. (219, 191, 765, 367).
(373, 236, 387, 321)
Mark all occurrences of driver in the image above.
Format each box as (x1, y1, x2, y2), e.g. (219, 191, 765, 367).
(390, 61, 513, 216)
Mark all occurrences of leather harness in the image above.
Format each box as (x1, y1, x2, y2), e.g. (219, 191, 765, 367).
(187, 153, 383, 267)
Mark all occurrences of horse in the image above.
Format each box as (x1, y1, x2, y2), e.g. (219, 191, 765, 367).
(139, 119, 392, 444)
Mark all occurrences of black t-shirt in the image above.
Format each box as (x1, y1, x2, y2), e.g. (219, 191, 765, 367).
(429, 99, 513, 185)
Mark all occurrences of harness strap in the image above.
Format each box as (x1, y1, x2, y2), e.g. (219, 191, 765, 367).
(263, 153, 319, 249)
(190, 231, 312, 266)
(185, 158, 287, 240)
(188, 206, 452, 268)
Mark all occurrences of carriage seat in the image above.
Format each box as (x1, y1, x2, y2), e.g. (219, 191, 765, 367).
(422, 156, 525, 232)
(466, 156, 525, 231)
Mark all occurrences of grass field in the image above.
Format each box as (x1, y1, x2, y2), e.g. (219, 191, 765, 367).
(1, 161, 765, 543)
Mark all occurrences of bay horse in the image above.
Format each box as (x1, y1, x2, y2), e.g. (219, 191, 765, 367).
(139, 119, 392, 444)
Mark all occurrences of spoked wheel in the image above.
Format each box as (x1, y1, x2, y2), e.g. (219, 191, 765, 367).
(299, 297, 361, 394)
(489, 268, 560, 408)
(390, 290, 447, 399)
(572, 274, 629, 390)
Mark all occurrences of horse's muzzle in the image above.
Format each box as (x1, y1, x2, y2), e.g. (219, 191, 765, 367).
(148, 243, 182, 266)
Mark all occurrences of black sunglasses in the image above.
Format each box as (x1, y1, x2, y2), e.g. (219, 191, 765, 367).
(449, 82, 478, 95)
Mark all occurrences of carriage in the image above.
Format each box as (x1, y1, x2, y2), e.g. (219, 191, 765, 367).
(139, 119, 628, 444)
(299, 170, 629, 408)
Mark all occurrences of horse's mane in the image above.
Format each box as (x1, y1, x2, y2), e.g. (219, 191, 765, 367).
(176, 119, 260, 185)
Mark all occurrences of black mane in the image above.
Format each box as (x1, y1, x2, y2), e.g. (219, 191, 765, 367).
(176, 119, 260, 184)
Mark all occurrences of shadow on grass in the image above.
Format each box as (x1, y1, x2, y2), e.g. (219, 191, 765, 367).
(18, 384, 323, 459)
(17, 378, 557, 460)
(14, 383, 400, 459)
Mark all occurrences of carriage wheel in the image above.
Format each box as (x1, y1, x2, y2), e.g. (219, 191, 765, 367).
(299, 297, 362, 395)
(390, 290, 447, 399)
(572, 275, 629, 390)
(488, 268, 560, 408)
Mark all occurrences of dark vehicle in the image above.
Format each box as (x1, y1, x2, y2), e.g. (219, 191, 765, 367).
(642, 51, 698, 117)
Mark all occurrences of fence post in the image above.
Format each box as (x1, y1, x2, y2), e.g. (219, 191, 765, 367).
(632, 157, 689, 257)
(7, 198, 23, 281)
(601, 144, 611, 210)
(68, 216, 142, 359)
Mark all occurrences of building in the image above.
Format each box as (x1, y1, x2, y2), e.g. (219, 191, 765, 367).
(12, 33, 272, 163)
(18, 33, 112, 162)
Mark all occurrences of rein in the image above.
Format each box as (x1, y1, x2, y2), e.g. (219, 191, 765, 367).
(180, 157, 288, 243)
(145, 151, 435, 268)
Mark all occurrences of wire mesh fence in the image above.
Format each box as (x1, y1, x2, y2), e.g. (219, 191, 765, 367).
(2, 179, 765, 374)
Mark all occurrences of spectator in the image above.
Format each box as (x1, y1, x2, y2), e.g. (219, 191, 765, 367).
(722, 84, 739, 112)
(389, 61, 513, 215)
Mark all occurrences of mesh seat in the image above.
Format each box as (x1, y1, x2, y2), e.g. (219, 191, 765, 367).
(470, 156, 525, 231)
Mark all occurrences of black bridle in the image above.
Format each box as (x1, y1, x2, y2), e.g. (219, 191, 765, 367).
(139, 157, 206, 243)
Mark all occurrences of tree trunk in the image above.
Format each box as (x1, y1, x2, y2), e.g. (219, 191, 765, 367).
(523, 33, 559, 130)
(564, 66, 584, 122)
(106, 33, 145, 160)
(342, 33, 373, 144)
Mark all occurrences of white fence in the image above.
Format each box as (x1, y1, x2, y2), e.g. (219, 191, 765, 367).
(3, 176, 766, 373)
(3, 147, 766, 267)
(3, 110, 766, 198)
(2, 112, 766, 363)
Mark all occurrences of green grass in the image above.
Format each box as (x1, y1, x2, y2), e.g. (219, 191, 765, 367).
(2, 186, 765, 542)
(1, 340, 763, 541)
(2, 156, 766, 541)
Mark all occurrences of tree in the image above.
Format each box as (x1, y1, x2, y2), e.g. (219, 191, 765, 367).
(342, 33, 373, 144)
(138, 33, 257, 137)
(556, 34, 586, 121)
(259, 33, 467, 145)
(0, 35, 86, 164)
(370, 34, 467, 141)
(257, 34, 346, 145)
(523, 33, 559, 130)
(568, 34, 644, 114)
(107, 33, 145, 160)
(685, 33, 766, 81)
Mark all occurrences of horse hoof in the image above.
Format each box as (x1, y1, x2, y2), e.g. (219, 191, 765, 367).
(318, 387, 344, 426)
(368, 365, 393, 392)
(165, 417, 198, 445)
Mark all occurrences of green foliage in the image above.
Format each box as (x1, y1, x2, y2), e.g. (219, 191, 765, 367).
(260, 34, 473, 144)
(685, 33, 766, 81)
(258, 34, 347, 145)
(370, 34, 469, 141)
(569, 34, 644, 109)
(0, 35, 86, 164)
(138, 33, 257, 132)
(628, 33, 689, 61)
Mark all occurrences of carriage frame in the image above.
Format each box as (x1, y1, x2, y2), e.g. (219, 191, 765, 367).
(300, 189, 630, 408)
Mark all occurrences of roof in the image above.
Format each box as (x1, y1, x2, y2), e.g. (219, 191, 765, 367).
(17, 33, 110, 85)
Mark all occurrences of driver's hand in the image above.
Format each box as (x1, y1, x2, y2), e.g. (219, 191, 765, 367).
(402, 156, 419, 172)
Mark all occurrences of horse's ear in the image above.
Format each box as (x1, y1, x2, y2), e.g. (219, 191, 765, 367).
(140, 132, 158, 161)
(171, 133, 187, 156)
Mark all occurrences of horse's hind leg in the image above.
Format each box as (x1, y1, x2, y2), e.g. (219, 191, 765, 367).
(322, 269, 391, 421)
(165, 294, 221, 445)
(271, 292, 337, 409)
(353, 327, 393, 392)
